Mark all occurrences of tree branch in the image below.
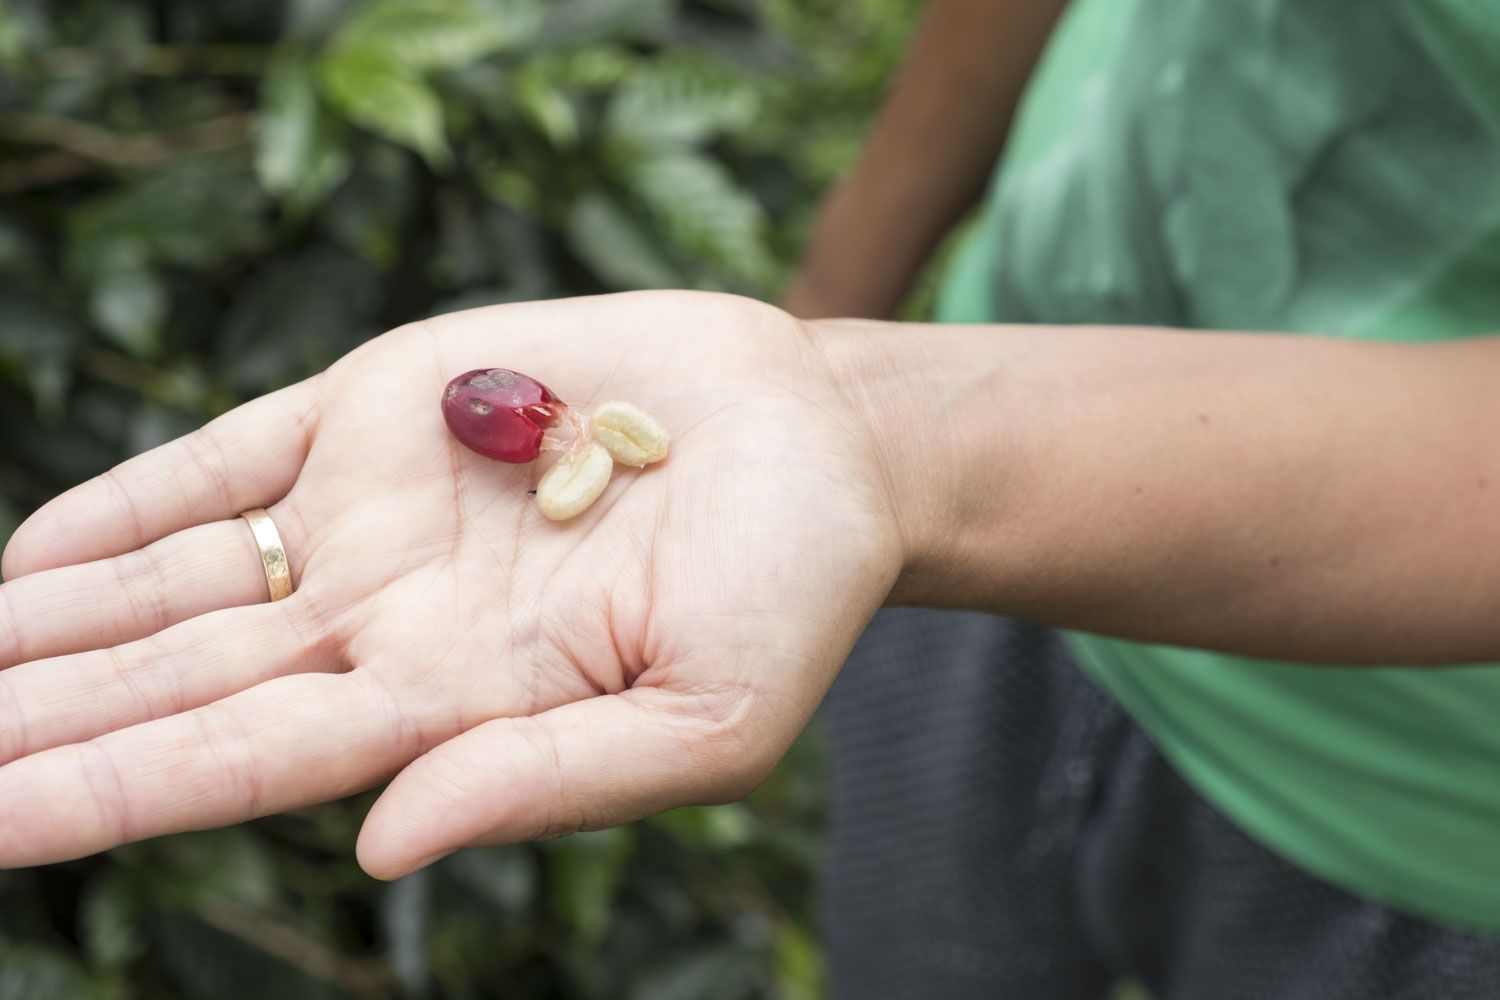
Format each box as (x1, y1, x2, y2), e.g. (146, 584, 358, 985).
(35, 44, 268, 77)
(196, 898, 399, 999)
(0, 149, 94, 193)
(0, 109, 253, 165)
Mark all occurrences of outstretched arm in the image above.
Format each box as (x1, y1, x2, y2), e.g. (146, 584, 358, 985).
(823, 318, 1500, 664)
(2, 293, 1496, 877)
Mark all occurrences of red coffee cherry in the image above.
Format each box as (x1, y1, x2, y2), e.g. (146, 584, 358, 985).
(441, 368, 565, 463)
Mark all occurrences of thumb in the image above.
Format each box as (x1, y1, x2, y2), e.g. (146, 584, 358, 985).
(354, 688, 767, 880)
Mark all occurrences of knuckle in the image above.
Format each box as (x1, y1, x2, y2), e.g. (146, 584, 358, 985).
(0, 672, 27, 763)
(0, 590, 25, 666)
(518, 716, 566, 795)
(77, 741, 134, 844)
(180, 429, 235, 513)
(195, 704, 264, 818)
(512, 718, 590, 841)
(113, 548, 172, 637)
(105, 645, 157, 721)
(359, 673, 428, 762)
(101, 467, 149, 548)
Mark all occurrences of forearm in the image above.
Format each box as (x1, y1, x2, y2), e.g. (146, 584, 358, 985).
(818, 319, 1500, 664)
(783, 0, 1070, 319)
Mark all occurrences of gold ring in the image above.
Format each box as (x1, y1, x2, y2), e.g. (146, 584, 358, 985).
(240, 508, 294, 602)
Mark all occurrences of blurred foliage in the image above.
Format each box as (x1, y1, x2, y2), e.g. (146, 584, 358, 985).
(0, 0, 921, 996)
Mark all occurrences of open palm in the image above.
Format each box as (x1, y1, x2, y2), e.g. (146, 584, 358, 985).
(0, 292, 901, 877)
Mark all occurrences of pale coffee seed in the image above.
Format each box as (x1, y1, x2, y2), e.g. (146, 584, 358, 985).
(588, 401, 669, 467)
(535, 441, 614, 520)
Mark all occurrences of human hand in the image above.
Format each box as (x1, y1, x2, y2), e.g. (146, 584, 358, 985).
(0, 291, 902, 877)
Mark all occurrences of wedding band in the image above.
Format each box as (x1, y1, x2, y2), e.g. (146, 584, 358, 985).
(241, 508, 294, 602)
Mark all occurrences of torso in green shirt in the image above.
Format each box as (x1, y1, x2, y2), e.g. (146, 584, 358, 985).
(937, 0, 1500, 931)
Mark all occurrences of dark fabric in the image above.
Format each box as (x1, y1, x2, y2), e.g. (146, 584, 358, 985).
(818, 609, 1500, 999)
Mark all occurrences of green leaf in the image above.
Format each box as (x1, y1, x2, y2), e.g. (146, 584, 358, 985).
(0, 6, 26, 69)
(627, 944, 765, 1000)
(0, 389, 122, 484)
(151, 910, 338, 1000)
(217, 245, 379, 393)
(318, 46, 449, 166)
(381, 869, 432, 996)
(625, 152, 775, 288)
(126, 401, 210, 456)
(0, 278, 80, 418)
(515, 69, 579, 148)
(0, 495, 20, 554)
(332, 0, 536, 73)
(79, 871, 146, 971)
(481, 204, 553, 295)
(146, 828, 279, 909)
(545, 47, 635, 90)
(256, 50, 351, 211)
(318, 0, 541, 163)
(0, 944, 97, 1000)
(68, 164, 271, 271)
(284, 0, 361, 41)
(773, 922, 823, 1000)
(0, 217, 43, 282)
(648, 804, 757, 850)
(321, 144, 417, 266)
(607, 63, 759, 148)
(536, 0, 674, 48)
(445, 845, 537, 913)
(86, 246, 167, 358)
(475, 161, 541, 214)
(567, 191, 683, 289)
(549, 828, 635, 947)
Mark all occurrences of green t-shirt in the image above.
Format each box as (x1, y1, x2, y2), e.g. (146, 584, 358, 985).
(936, 0, 1500, 931)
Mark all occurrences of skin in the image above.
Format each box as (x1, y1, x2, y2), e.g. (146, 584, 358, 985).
(827, 319, 1500, 664)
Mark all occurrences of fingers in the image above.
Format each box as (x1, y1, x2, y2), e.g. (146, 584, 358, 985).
(0, 671, 414, 868)
(1, 377, 319, 580)
(0, 507, 305, 669)
(355, 688, 763, 880)
(0, 597, 339, 766)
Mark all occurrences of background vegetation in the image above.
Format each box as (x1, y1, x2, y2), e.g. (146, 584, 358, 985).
(0, 0, 922, 996)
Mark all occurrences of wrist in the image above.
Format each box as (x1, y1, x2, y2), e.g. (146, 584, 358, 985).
(808, 317, 1016, 606)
